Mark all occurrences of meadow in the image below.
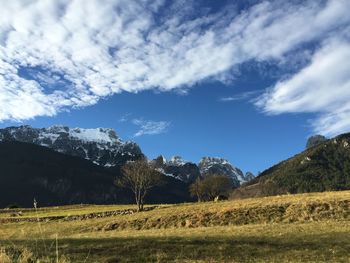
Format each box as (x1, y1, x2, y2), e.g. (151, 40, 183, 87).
(0, 191, 349, 262)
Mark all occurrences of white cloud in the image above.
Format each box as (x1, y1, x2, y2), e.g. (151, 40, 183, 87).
(0, 0, 349, 135)
(132, 119, 170, 137)
(118, 113, 131, 123)
(256, 37, 350, 136)
(220, 90, 262, 102)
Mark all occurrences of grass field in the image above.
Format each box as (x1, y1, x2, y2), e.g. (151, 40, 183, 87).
(0, 191, 349, 262)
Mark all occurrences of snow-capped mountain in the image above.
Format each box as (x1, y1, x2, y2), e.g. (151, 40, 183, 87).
(168, 156, 187, 166)
(0, 125, 254, 185)
(0, 125, 143, 166)
(152, 155, 201, 183)
(198, 157, 251, 187)
(152, 155, 254, 185)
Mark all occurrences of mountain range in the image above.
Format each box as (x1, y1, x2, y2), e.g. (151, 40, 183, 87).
(0, 125, 253, 207)
(151, 155, 253, 186)
(1, 125, 349, 207)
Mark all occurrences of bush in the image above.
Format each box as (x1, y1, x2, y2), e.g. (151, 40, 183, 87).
(6, 203, 20, 209)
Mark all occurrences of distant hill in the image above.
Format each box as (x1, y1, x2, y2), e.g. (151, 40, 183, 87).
(0, 141, 192, 208)
(232, 133, 350, 199)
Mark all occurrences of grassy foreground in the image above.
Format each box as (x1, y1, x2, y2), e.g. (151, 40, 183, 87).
(0, 191, 349, 262)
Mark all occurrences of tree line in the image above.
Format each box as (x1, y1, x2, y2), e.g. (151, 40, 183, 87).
(116, 159, 234, 211)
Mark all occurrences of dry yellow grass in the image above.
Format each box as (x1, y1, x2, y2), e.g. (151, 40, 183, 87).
(0, 190, 349, 262)
(0, 246, 70, 263)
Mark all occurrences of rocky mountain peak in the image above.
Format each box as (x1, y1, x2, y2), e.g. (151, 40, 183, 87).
(244, 172, 255, 181)
(199, 157, 230, 167)
(152, 155, 200, 183)
(198, 157, 246, 187)
(47, 126, 121, 144)
(0, 125, 143, 167)
(151, 155, 254, 186)
(152, 155, 167, 166)
(169, 156, 186, 166)
(306, 135, 327, 149)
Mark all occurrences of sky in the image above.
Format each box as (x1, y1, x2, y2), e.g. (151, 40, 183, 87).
(0, 0, 349, 174)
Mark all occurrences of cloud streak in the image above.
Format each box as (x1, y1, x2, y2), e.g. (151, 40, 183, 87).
(0, 0, 349, 135)
(132, 119, 170, 137)
(220, 90, 262, 102)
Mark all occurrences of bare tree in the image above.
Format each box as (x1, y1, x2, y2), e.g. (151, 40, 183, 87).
(204, 175, 232, 201)
(189, 177, 205, 202)
(190, 175, 233, 202)
(117, 159, 162, 211)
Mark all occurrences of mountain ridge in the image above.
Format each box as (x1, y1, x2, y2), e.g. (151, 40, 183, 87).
(0, 125, 143, 167)
(152, 155, 253, 185)
(0, 125, 252, 185)
(232, 132, 350, 198)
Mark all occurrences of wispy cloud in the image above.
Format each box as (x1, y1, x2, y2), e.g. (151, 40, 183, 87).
(256, 37, 350, 136)
(220, 90, 262, 102)
(132, 119, 171, 137)
(0, 0, 349, 135)
(118, 113, 131, 123)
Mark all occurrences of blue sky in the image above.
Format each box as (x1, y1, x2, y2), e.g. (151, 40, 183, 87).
(0, 0, 350, 174)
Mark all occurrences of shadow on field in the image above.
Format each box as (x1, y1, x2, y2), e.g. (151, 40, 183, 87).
(1, 232, 349, 262)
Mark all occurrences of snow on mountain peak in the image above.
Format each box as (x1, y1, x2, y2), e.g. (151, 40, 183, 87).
(69, 127, 120, 144)
(169, 156, 186, 166)
(0, 125, 143, 167)
(47, 125, 69, 133)
(153, 155, 252, 185)
(159, 155, 167, 163)
(198, 156, 246, 186)
(42, 126, 121, 144)
(199, 157, 231, 167)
